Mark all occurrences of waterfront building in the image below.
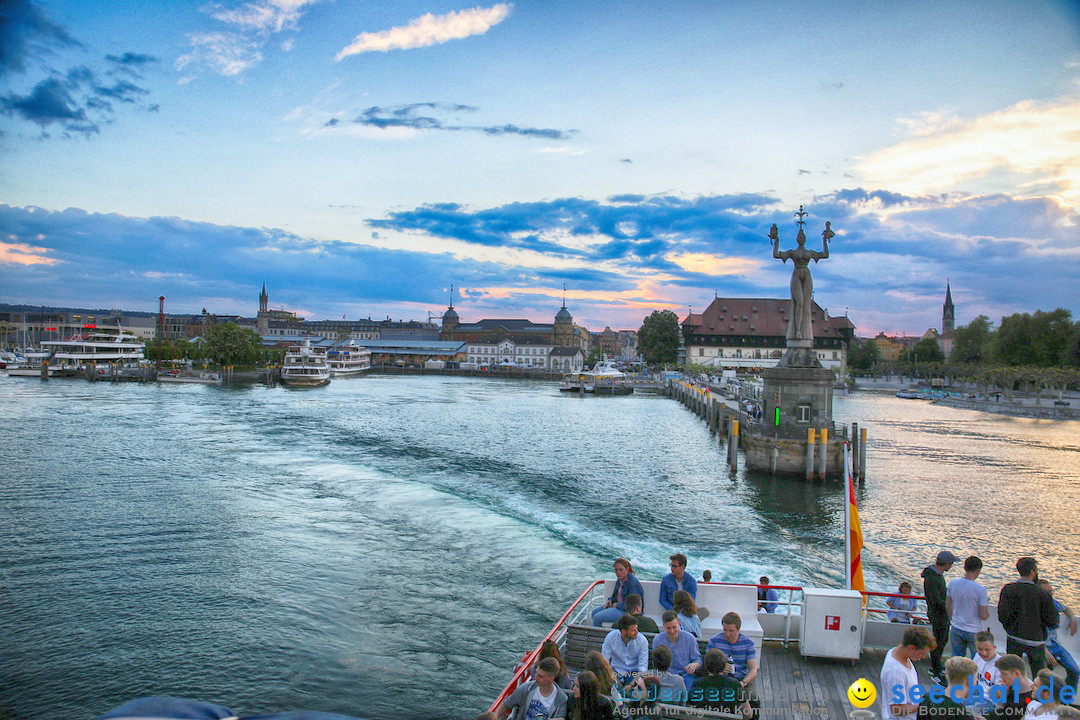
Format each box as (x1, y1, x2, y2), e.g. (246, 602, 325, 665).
(681, 297, 855, 374)
(439, 296, 590, 351)
(463, 339, 586, 370)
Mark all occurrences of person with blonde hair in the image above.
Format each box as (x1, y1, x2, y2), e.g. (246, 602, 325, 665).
(916, 655, 978, 717)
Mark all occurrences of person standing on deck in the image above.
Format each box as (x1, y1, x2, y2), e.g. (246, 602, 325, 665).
(880, 626, 937, 720)
(998, 556, 1058, 677)
(946, 555, 990, 659)
(659, 553, 697, 611)
(923, 550, 960, 683)
(1036, 579, 1078, 690)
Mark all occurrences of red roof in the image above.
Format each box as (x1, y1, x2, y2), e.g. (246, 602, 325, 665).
(681, 297, 852, 338)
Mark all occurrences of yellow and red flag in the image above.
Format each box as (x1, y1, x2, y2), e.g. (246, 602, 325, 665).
(844, 443, 866, 594)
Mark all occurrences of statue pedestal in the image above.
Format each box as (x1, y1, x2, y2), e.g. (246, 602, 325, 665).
(742, 360, 841, 479)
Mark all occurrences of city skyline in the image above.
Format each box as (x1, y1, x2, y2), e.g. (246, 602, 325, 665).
(2, 0, 1079, 335)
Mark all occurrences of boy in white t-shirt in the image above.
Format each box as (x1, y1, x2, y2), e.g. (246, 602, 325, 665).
(970, 630, 1002, 715)
(881, 626, 937, 720)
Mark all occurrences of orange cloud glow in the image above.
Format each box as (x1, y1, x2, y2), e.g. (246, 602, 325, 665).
(666, 253, 761, 276)
(0, 241, 59, 266)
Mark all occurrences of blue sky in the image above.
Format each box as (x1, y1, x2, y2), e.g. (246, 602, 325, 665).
(2, 0, 1079, 335)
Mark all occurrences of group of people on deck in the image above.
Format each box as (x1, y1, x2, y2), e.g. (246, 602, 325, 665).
(490, 553, 765, 719)
(881, 553, 1079, 719)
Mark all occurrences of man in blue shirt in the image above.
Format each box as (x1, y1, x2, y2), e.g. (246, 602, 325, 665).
(601, 614, 649, 685)
(757, 576, 779, 613)
(653, 610, 702, 691)
(706, 611, 761, 716)
(659, 553, 698, 611)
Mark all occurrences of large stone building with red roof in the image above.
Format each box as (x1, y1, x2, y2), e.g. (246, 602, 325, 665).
(682, 297, 855, 374)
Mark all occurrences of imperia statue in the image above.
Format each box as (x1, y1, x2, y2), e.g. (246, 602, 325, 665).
(769, 206, 832, 345)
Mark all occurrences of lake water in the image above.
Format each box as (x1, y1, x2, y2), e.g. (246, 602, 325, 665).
(2, 374, 1078, 719)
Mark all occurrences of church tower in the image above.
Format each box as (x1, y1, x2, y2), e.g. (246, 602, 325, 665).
(942, 280, 955, 335)
(257, 282, 269, 335)
(440, 285, 460, 340)
(553, 285, 574, 347)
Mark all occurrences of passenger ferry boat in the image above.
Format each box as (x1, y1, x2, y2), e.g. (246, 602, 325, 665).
(280, 340, 331, 388)
(5, 327, 145, 377)
(325, 342, 371, 377)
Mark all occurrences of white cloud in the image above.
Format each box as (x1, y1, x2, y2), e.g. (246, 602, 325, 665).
(176, 32, 263, 77)
(336, 4, 512, 60)
(179, 0, 322, 78)
(855, 96, 1080, 205)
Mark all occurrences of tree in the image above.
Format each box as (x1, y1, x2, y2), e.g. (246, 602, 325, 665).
(203, 322, 263, 367)
(910, 337, 945, 364)
(950, 315, 993, 364)
(994, 309, 1076, 367)
(848, 338, 879, 371)
(637, 310, 680, 366)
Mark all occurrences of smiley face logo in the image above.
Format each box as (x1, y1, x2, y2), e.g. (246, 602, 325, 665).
(847, 678, 876, 708)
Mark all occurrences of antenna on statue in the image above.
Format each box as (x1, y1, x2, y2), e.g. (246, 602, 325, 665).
(562, 283, 567, 308)
(449, 284, 454, 309)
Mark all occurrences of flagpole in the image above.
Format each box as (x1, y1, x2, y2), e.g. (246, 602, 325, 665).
(844, 441, 852, 591)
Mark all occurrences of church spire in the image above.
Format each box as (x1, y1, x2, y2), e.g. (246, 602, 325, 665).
(942, 279, 955, 335)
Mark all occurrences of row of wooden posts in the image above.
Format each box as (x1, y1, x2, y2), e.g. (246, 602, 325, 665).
(666, 378, 868, 480)
(665, 379, 742, 473)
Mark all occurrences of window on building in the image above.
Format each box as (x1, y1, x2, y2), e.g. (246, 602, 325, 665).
(797, 403, 811, 423)
(833, 351, 838, 359)
(699, 347, 704, 356)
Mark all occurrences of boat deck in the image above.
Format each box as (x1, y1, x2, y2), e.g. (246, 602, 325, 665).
(754, 641, 921, 718)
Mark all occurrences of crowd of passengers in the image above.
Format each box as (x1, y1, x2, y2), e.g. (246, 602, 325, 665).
(486, 554, 768, 720)
(483, 552, 1080, 720)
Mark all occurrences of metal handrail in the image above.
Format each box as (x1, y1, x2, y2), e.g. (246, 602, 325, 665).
(487, 580, 605, 713)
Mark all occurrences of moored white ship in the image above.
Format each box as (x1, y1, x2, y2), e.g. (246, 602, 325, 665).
(280, 340, 331, 388)
(325, 342, 371, 377)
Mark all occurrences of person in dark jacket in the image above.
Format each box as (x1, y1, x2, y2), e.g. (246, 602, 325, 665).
(922, 550, 959, 682)
(997, 556, 1058, 677)
(592, 558, 645, 626)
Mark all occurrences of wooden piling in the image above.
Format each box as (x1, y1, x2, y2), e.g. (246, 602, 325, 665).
(728, 419, 739, 472)
(851, 423, 860, 477)
(858, 427, 867, 480)
(817, 427, 828, 480)
(806, 428, 816, 481)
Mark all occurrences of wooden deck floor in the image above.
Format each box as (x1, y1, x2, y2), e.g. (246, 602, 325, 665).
(756, 641, 930, 719)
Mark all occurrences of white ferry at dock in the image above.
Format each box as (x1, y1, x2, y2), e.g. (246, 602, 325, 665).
(324, 341, 371, 378)
(280, 339, 331, 388)
(6, 326, 145, 377)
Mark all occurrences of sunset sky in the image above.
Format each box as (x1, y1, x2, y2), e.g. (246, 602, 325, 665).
(2, 0, 1079, 335)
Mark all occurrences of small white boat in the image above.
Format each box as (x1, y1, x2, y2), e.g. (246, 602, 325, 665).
(280, 340, 331, 388)
(325, 342, 371, 377)
(157, 371, 223, 385)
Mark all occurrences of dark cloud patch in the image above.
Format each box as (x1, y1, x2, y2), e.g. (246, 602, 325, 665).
(0, 0, 83, 77)
(354, 103, 573, 140)
(325, 117, 339, 127)
(798, 169, 811, 175)
(620, 158, 632, 163)
(104, 52, 158, 78)
(0, 77, 92, 132)
(0, 2, 155, 137)
(2, 58, 153, 136)
(94, 79, 149, 103)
